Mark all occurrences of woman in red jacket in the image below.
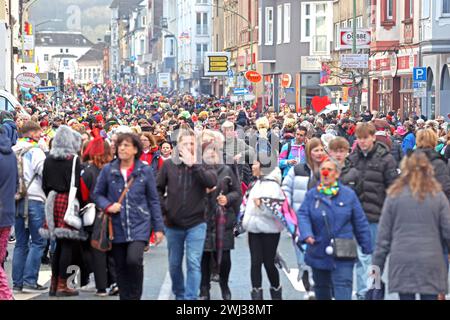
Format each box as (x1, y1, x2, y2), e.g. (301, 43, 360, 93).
(139, 132, 163, 174)
(139, 132, 163, 248)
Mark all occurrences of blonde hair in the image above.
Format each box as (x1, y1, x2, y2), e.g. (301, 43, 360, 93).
(416, 129, 438, 149)
(255, 117, 270, 139)
(388, 152, 442, 202)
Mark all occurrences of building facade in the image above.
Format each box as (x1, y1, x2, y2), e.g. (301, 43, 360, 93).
(76, 43, 106, 84)
(34, 31, 93, 81)
(420, 0, 450, 118)
(176, 0, 212, 95)
(258, 0, 334, 112)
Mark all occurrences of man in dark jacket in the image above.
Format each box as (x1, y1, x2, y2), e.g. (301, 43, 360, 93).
(348, 122, 398, 300)
(157, 128, 217, 300)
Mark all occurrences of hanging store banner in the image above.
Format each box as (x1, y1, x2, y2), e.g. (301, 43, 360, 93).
(204, 52, 231, 76)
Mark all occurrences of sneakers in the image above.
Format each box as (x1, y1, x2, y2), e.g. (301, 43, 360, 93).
(22, 284, 48, 293)
(8, 235, 16, 244)
(210, 273, 220, 283)
(304, 291, 316, 300)
(95, 289, 108, 297)
(109, 283, 119, 296)
(13, 286, 23, 293)
(41, 255, 51, 265)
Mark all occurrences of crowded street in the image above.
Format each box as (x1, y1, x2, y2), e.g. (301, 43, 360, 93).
(1, 0, 450, 305)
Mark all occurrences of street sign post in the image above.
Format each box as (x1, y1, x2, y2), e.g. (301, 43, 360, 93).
(204, 52, 231, 76)
(36, 86, 57, 93)
(233, 88, 249, 95)
(413, 67, 427, 81)
(158, 73, 171, 88)
(340, 54, 369, 69)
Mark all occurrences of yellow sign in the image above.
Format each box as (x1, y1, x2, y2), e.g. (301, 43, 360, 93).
(209, 56, 228, 62)
(204, 52, 231, 76)
(210, 62, 228, 67)
(210, 67, 228, 72)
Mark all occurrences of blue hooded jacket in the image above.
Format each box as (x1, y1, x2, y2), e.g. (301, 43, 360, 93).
(298, 185, 373, 271)
(93, 159, 164, 243)
(0, 119, 18, 146)
(0, 129, 18, 228)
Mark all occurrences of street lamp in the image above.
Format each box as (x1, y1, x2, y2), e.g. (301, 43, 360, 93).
(34, 19, 63, 31)
(206, 3, 255, 70)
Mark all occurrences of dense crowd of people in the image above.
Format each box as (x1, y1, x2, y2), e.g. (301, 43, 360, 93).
(0, 82, 450, 301)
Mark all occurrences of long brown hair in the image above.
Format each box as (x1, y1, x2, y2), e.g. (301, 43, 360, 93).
(388, 152, 442, 201)
(91, 141, 113, 169)
(306, 138, 324, 171)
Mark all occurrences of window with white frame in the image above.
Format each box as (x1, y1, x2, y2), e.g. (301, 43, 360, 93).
(44, 54, 49, 62)
(284, 3, 291, 43)
(387, 0, 394, 19)
(423, 0, 431, 18)
(302, 3, 312, 40)
(277, 5, 282, 44)
(258, 7, 262, 45)
(196, 12, 208, 35)
(341, 20, 348, 29)
(314, 3, 328, 53)
(356, 16, 363, 28)
(265, 7, 274, 45)
(334, 22, 340, 50)
(443, 0, 450, 14)
(348, 18, 353, 29)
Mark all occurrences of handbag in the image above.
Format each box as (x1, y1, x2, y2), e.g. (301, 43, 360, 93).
(63, 155, 82, 229)
(80, 203, 96, 227)
(322, 209, 358, 260)
(91, 177, 135, 252)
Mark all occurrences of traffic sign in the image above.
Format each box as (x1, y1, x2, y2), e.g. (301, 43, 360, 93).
(230, 94, 256, 103)
(413, 67, 427, 81)
(233, 88, 249, 95)
(228, 69, 234, 78)
(281, 74, 292, 88)
(414, 87, 427, 98)
(340, 54, 369, 69)
(204, 52, 231, 76)
(348, 87, 358, 97)
(413, 82, 426, 89)
(36, 86, 57, 93)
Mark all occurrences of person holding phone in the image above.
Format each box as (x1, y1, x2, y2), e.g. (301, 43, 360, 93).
(157, 126, 217, 300)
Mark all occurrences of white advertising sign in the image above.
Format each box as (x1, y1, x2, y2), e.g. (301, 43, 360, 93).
(16, 72, 41, 88)
(158, 73, 171, 88)
(340, 29, 372, 50)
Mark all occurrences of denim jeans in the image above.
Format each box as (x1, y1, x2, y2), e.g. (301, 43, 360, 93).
(355, 222, 378, 298)
(312, 262, 354, 300)
(12, 199, 46, 287)
(399, 294, 438, 300)
(166, 223, 207, 300)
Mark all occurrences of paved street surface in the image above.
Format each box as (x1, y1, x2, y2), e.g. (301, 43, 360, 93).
(6, 231, 438, 301)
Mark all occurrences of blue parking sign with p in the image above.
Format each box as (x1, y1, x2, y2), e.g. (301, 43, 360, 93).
(413, 68, 427, 81)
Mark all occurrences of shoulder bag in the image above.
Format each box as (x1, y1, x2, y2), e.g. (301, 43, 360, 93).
(91, 177, 135, 252)
(63, 155, 82, 229)
(322, 207, 358, 260)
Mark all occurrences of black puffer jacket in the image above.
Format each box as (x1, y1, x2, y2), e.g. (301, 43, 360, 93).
(415, 148, 450, 200)
(348, 142, 399, 223)
(203, 165, 242, 252)
(340, 159, 362, 196)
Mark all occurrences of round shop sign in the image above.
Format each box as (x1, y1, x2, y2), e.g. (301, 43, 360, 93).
(281, 74, 292, 88)
(390, 53, 398, 78)
(245, 70, 262, 83)
(16, 72, 41, 88)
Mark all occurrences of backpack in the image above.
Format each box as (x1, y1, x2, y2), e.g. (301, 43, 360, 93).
(14, 145, 38, 201)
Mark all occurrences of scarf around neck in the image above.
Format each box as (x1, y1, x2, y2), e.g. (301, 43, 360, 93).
(317, 181, 339, 196)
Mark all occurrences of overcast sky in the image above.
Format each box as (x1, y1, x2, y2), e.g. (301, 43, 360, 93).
(30, 0, 112, 43)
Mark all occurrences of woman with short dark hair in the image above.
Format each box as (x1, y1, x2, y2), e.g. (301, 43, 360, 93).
(93, 133, 165, 300)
